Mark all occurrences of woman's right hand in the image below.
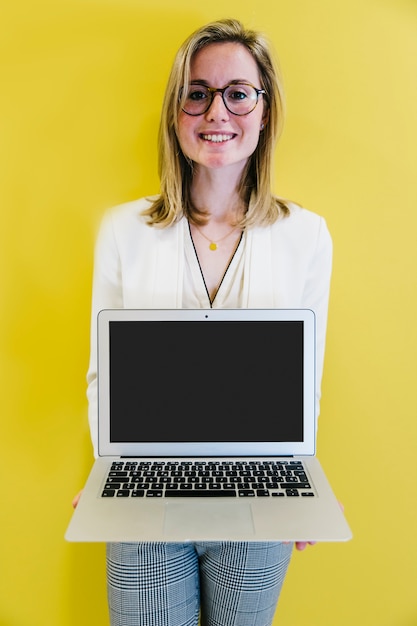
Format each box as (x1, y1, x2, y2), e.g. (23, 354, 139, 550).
(72, 490, 83, 509)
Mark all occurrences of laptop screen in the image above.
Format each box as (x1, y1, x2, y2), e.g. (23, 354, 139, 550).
(97, 309, 316, 457)
(109, 320, 304, 443)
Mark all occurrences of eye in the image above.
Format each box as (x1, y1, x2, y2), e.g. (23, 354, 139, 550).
(187, 86, 209, 101)
(228, 88, 249, 101)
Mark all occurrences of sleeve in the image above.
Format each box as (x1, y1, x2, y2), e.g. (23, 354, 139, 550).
(86, 211, 123, 458)
(301, 216, 333, 423)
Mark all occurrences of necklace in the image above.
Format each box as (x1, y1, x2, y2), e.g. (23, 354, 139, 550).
(192, 223, 239, 251)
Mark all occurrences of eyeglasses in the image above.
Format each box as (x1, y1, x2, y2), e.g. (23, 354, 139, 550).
(181, 83, 266, 116)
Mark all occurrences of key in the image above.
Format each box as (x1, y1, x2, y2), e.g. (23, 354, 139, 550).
(281, 482, 311, 489)
(238, 490, 255, 497)
(165, 490, 236, 497)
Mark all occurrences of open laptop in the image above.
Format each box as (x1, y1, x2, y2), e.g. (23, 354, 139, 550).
(65, 308, 352, 543)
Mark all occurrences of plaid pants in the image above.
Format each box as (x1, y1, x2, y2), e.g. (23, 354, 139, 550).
(106, 541, 293, 626)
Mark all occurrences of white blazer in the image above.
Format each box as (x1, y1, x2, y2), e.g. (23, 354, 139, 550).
(87, 197, 333, 457)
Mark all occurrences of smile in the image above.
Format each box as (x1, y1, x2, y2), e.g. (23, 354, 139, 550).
(200, 134, 235, 143)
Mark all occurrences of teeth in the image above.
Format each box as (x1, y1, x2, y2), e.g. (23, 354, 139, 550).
(201, 134, 233, 143)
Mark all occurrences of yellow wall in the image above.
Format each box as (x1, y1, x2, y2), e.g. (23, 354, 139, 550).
(1, 1, 416, 624)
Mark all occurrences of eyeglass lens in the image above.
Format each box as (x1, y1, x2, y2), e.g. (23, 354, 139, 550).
(182, 84, 262, 116)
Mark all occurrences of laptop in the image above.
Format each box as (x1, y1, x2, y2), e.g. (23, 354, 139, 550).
(65, 308, 352, 543)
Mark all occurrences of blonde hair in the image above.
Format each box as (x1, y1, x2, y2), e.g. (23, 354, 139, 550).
(143, 18, 289, 228)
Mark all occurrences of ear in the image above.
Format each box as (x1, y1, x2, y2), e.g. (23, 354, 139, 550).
(260, 108, 270, 131)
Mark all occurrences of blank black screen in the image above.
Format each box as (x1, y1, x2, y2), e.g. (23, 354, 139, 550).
(109, 320, 304, 443)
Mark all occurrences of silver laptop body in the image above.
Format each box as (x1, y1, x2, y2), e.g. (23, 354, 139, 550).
(65, 308, 352, 543)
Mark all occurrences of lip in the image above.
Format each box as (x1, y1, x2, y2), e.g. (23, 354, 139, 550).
(199, 133, 236, 143)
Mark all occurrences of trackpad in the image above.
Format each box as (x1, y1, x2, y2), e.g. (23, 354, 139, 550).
(164, 501, 255, 540)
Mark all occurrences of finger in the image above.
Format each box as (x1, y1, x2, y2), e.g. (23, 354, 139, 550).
(71, 491, 82, 509)
(295, 541, 317, 551)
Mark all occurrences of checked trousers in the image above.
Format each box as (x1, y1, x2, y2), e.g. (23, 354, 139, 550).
(106, 541, 293, 626)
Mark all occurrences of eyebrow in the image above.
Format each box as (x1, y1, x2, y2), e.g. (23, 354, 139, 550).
(189, 79, 255, 86)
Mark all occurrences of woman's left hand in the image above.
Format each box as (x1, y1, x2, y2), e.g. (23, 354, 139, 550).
(295, 541, 317, 551)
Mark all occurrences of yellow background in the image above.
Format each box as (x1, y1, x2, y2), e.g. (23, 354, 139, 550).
(1, 1, 416, 624)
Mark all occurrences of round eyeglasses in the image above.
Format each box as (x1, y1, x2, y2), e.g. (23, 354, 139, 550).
(181, 83, 266, 116)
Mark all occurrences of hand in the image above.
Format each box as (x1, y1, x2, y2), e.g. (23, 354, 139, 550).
(295, 541, 316, 551)
(72, 490, 83, 509)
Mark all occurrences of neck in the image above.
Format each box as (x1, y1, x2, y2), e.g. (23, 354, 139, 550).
(190, 167, 245, 224)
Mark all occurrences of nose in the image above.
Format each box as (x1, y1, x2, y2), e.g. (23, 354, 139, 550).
(205, 91, 230, 120)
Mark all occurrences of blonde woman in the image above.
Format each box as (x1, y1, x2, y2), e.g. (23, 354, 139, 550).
(77, 18, 332, 626)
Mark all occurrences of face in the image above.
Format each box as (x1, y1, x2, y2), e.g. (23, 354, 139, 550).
(177, 42, 267, 174)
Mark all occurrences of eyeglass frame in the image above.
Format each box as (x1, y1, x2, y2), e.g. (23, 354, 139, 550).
(180, 82, 266, 117)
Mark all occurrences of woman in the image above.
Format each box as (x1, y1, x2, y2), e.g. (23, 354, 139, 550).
(79, 18, 332, 626)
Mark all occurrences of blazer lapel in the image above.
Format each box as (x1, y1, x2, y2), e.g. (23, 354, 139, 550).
(243, 227, 275, 308)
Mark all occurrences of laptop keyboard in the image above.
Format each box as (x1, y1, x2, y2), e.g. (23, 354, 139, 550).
(101, 460, 315, 498)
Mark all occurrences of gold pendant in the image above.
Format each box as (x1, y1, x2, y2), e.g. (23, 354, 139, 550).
(209, 242, 218, 251)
